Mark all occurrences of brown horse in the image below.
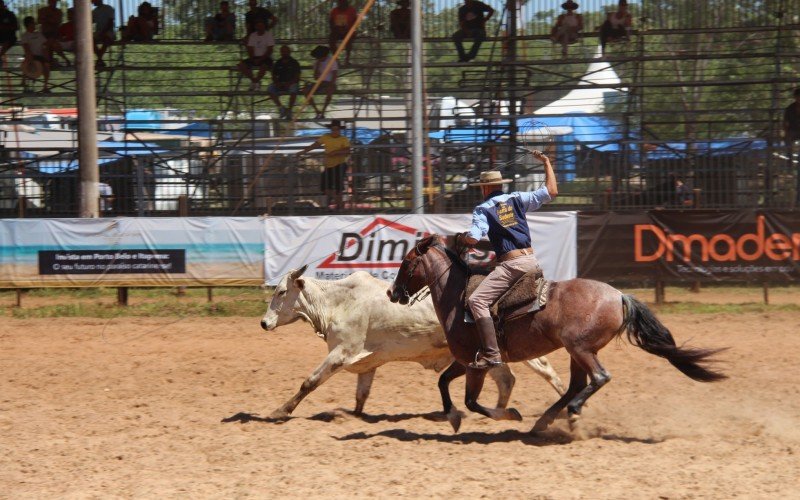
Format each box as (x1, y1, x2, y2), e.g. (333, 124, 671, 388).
(387, 234, 727, 434)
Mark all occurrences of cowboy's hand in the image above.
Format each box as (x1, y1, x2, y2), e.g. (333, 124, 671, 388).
(456, 231, 474, 247)
(530, 149, 549, 162)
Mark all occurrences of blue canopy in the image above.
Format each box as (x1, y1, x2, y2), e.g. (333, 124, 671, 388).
(294, 127, 384, 144)
(646, 139, 768, 160)
(34, 157, 122, 174)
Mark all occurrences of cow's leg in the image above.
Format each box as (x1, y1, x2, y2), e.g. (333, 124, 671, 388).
(354, 369, 376, 415)
(464, 367, 522, 424)
(270, 346, 352, 419)
(487, 363, 515, 409)
(523, 356, 567, 396)
(437, 361, 466, 432)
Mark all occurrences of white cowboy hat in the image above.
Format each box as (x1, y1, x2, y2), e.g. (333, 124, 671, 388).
(469, 170, 513, 186)
(21, 59, 43, 79)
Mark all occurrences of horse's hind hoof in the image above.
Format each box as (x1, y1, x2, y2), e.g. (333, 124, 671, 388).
(506, 408, 523, 421)
(446, 408, 464, 433)
(269, 408, 290, 421)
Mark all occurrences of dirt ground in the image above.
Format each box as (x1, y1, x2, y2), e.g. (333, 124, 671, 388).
(2, 299, 800, 497)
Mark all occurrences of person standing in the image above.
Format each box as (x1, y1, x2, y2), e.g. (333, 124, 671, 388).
(389, 0, 410, 39)
(296, 120, 351, 210)
(0, 0, 19, 61)
(452, 0, 494, 62)
(329, 0, 357, 66)
(459, 150, 557, 369)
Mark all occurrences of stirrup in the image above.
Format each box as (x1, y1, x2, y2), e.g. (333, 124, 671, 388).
(468, 351, 503, 370)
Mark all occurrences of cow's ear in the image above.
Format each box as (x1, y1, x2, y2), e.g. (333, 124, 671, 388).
(294, 278, 305, 290)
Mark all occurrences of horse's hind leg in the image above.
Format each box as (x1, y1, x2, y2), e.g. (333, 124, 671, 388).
(438, 361, 466, 432)
(464, 367, 523, 423)
(567, 351, 611, 418)
(354, 369, 376, 415)
(531, 358, 588, 433)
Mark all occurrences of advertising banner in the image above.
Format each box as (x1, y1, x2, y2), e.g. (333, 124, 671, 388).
(263, 212, 577, 285)
(578, 210, 800, 282)
(0, 218, 264, 287)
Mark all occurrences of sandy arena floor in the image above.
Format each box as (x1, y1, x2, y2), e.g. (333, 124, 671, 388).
(2, 303, 800, 498)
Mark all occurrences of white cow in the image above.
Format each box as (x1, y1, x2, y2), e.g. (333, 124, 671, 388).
(261, 266, 565, 428)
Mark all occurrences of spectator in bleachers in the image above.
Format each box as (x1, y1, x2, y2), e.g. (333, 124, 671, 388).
(599, 0, 631, 55)
(452, 0, 494, 62)
(304, 45, 338, 119)
(296, 119, 351, 210)
(38, 0, 70, 65)
(205, 1, 236, 42)
(389, 0, 410, 39)
(551, 0, 583, 57)
(20, 16, 51, 92)
(56, 8, 74, 52)
(329, 0, 357, 66)
(92, 0, 115, 67)
(123, 1, 157, 42)
(268, 45, 301, 120)
(244, 0, 276, 36)
(0, 0, 19, 61)
(672, 175, 693, 207)
(783, 87, 800, 151)
(237, 19, 273, 91)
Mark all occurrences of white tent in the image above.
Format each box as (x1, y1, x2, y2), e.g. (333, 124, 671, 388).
(534, 46, 627, 115)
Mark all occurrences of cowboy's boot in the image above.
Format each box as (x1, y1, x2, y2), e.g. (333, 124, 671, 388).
(469, 317, 503, 370)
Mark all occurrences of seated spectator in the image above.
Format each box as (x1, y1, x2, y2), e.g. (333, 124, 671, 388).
(205, 1, 235, 42)
(329, 0, 357, 66)
(672, 175, 694, 207)
(244, 0, 276, 36)
(303, 46, 338, 119)
(0, 0, 19, 60)
(56, 7, 74, 53)
(123, 1, 157, 42)
(551, 0, 583, 57)
(237, 20, 274, 91)
(599, 0, 631, 55)
(389, 0, 410, 39)
(452, 0, 494, 62)
(92, 0, 115, 67)
(20, 16, 51, 92)
(38, 0, 70, 65)
(268, 45, 301, 120)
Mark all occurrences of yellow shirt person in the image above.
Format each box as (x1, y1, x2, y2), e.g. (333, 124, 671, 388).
(297, 120, 351, 210)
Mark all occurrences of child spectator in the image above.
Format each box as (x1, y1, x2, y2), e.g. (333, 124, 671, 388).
(0, 0, 19, 60)
(329, 0, 357, 66)
(551, 0, 583, 57)
(304, 45, 338, 119)
(20, 16, 50, 92)
(296, 120, 351, 210)
(244, 0, 276, 35)
(92, 0, 115, 67)
(237, 19, 273, 91)
(389, 0, 410, 39)
(599, 0, 632, 55)
(123, 1, 157, 42)
(205, 1, 236, 42)
(268, 45, 301, 120)
(452, 0, 494, 62)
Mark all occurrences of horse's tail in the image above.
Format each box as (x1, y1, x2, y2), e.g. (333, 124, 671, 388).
(619, 295, 727, 382)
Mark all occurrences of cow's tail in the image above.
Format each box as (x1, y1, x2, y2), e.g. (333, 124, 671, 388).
(619, 295, 727, 382)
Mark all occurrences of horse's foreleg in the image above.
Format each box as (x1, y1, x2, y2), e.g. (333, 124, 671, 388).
(523, 356, 567, 396)
(270, 346, 351, 419)
(464, 367, 523, 423)
(487, 363, 515, 409)
(531, 357, 587, 433)
(354, 369, 376, 416)
(438, 361, 466, 432)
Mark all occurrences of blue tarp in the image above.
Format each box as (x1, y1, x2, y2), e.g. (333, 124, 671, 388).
(646, 139, 768, 160)
(98, 140, 168, 155)
(34, 157, 121, 174)
(294, 127, 383, 144)
(123, 110, 213, 138)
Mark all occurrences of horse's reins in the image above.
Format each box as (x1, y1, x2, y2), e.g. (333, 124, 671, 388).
(403, 242, 454, 307)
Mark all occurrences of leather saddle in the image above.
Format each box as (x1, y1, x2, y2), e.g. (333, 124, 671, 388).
(464, 269, 551, 326)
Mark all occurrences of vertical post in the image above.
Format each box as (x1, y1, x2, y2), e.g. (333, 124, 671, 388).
(15, 288, 23, 307)
(655, 280, 665, 305)
(207, 287, 213, 303)
(762, 282, 769, 305)
(117, 287, 129, 306)
(135, 156, 145, 216)
(506, 0, 518, 185)
(410, 0, 424, 214)
(17, 195, 26, 218)
(178, 194, 189, 216)
(77, 0, 99, 218)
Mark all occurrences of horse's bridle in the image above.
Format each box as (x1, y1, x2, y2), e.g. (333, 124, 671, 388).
(399, 241, 451, 306)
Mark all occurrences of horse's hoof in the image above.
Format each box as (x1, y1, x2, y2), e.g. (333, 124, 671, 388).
(531, 416, 551, 433)
(568, 414, 588, 440)
(506, 408, 523, 421)
(447, 408, 463, 433)
(269, 408, 290, 420)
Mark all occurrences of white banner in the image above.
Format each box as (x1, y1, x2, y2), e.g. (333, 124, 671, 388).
(0, 217, 264, 287)
(263, 213, 577, 285)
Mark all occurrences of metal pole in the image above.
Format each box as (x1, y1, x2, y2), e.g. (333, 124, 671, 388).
(76, 0, 99, 217)
(410, 0, 424, 214)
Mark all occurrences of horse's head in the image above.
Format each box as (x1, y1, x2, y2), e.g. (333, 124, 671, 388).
(261, 265, 308, 331)
(387, 234, 443, 305)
